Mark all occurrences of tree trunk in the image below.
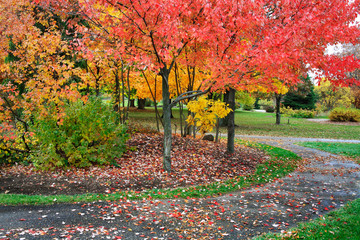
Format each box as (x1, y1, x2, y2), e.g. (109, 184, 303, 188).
(227, 88, 236, 154)
(275, 93, 282, 125)
(114, 70, 120, 113)
(220, 92, 230, 127)
(137, 98, 146, 109)
(161, 69, 172, 172)
(95, 78, 100, 97)
(95, 65, 100, 97)
(130, 99, 135, 107)
(215, 117, 220, 143)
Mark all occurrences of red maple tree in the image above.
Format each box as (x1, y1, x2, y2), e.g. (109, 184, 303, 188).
(33, 0, 360, 170)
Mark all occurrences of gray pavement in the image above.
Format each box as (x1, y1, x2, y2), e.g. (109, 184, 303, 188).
(0, 135, 359, 239)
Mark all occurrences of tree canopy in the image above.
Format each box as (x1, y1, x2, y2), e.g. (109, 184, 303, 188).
(1, 0, 360, 170)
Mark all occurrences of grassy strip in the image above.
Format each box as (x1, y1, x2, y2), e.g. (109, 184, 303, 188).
(254, 198, 360, 240)
(0, 141, 301, 205)
(297, 142, 360, 159)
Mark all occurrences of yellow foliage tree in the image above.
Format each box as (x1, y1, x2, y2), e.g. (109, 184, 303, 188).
(186, 96, 232, 140)
(315, 80, 353, 111)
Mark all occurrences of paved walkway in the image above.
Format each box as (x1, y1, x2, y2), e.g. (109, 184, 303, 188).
(0, 136, 359, 239)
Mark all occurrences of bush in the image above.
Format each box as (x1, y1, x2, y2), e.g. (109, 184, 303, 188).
(30, 97, 129, 169)
(236, 91, 255, 110)
(258, 99, 273, 110)
(264, 106, 275, 113)
(281, 107, 316, 118)
(242, 104, 254, 111)
(329, 108, 360, 122)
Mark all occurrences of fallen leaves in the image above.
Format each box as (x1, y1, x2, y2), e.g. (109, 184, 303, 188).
(0, 133, 266, 195)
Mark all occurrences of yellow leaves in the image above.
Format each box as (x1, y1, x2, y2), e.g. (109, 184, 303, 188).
(186, 96, 232, 134)
(187, 96, 208, 113)
(273, 80, 289, 95)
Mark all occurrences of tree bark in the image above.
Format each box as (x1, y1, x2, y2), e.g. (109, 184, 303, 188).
(220, 91, 230, 127)
(129, 99, 135, 107)
(137, 98, 146, 109)
(113, 69, 120, 113)
(161, 69, 172, 172)
(227, 88, 236, 154)
(275, 93, 282, 125)
(215, 117, 220, 143)
(95, 65, 100, 97)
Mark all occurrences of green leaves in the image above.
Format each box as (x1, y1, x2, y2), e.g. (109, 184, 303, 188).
(30, 97, 129, 170)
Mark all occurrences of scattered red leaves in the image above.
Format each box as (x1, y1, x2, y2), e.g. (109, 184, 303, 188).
(0, 133, 266, 195)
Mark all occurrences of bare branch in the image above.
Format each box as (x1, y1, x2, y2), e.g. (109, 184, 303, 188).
(170, 88, 211, 108)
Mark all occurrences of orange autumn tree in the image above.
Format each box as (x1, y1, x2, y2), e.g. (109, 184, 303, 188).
(46, 0, 221, 172)
(0, 0, 131, 167)
(0, 1, 87, 161)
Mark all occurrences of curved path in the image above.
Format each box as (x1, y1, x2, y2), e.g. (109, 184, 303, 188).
(0, 136, 359, 239)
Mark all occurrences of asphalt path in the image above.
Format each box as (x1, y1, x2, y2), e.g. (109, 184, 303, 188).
(1, 135, 359, 239)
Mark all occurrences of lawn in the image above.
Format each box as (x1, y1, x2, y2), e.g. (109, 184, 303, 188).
(297, 142, 360, 162)
(128, 108, 360, 140)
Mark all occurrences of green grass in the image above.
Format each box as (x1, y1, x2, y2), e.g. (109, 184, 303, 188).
(297, 142, 360, 158)
(232, 111, 360, 140)
(128, 108, 360, 140)
(0, 140, 301, 205)
(254, 198, 360, 240)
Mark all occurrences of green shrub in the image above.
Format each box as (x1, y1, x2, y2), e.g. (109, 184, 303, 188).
(264, 106, 275, 113)
(281, 107, 316, 118)
(258, 99, 273, 110)
(236, 91, 255, 110)
(242, 104, 254, 111)
(30, 97, 129, 170)
(329, 108, 360, 122)
(0, 123, 36, 166)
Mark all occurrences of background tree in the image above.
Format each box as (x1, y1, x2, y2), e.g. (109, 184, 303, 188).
(315, 80, 353, 111)
(282, 75, 318, 110)
(236, 91, 256, 111)
(337, 44, 360, 109)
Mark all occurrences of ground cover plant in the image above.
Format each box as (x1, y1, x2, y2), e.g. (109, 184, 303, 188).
(0, 135, 300, 205)
(297, 142, 360, 161)
(255, 198, 360, 240)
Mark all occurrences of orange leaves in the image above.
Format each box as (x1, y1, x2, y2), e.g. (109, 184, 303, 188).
(31, 0, 360, 94)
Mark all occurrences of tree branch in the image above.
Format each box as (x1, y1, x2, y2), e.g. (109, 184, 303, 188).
(170, 88, 211, 108)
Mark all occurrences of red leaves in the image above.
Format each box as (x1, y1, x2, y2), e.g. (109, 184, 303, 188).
(0, 132, 266, 196)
